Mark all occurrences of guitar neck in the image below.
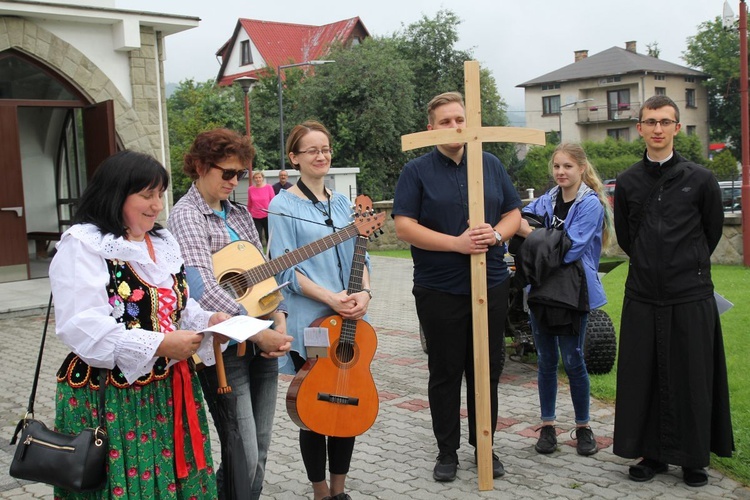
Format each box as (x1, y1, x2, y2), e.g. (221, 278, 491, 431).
(341, 236, 369, 344)
(346, 236, 368, 295)
(243, 224, 360, 286)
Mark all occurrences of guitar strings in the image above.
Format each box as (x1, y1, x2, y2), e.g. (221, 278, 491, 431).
(334, 238, 367, 397)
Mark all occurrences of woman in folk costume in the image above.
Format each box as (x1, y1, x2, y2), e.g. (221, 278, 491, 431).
(50, 150, 230, 499)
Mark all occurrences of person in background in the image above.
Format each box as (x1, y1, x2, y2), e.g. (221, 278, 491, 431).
(392, 91, 521, 482)
(248, 170, 275, 246)
(168, 128, 292, 500)
(515, 143, 612, 457)
(268, 120, 371, 500)
(613, 95, 733, 487)
(51, 150, 230, 499)
(272, 169, 294, 194)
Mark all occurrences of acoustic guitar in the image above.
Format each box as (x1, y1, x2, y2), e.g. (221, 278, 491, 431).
(211, 195, 384, 318)
(286, 233, 379, 437)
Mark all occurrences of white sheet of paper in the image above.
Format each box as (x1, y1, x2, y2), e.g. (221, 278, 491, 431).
(714, 292, 734, 315)
(200, 315, 272, 343)
(303, 327, 330, 347)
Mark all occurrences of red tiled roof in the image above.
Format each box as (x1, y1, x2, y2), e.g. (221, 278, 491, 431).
(217, 17, 368, 86)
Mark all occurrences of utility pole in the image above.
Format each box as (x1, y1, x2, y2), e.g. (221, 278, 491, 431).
(740, 0, 750, 265)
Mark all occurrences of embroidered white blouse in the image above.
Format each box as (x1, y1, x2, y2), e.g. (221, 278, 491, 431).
(50, 224, 219, 384)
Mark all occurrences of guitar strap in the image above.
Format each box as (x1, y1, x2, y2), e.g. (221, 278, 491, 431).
(295, 179, 347, 289)
(296, 179, 334, 229)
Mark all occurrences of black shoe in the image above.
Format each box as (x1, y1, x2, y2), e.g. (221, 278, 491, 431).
(574, 426, 598, 456)
(628, 458, 668, 482)
(682, 467, 708, 487)
(474, 450, 506, 478)
(535, 425, 557, 454)
(433, 453, 458, 482)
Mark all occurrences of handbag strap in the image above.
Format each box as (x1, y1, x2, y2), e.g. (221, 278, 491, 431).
(26, 292, 106, 429)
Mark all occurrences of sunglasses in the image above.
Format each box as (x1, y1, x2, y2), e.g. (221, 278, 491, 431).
(210, 164, 249, 181)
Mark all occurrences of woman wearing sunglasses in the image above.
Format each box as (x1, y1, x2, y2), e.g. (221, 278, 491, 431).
(168, 128, 293, 500)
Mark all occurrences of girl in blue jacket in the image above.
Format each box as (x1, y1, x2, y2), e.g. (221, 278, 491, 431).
(517, 143, 612, 457)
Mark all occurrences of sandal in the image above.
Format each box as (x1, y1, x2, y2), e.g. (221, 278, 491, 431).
(682, 467, 708, 487)
(628, 458, 668, 482)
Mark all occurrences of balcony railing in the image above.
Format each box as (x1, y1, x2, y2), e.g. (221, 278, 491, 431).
(574, 102, 642, 124)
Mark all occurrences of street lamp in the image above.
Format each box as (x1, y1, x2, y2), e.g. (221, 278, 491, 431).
(234, 76, 256, 138)
(277, 60, 335, 170)
(558, 98, 593, 142)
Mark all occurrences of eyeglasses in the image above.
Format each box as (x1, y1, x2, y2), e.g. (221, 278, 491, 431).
(639, 119, 678, 128)
(296, 147, 333, 157)
(210, 164, 249, 181)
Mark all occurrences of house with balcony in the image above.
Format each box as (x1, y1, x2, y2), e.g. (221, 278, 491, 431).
(215, 17, 369, 87)
(517, 41, 710, 155)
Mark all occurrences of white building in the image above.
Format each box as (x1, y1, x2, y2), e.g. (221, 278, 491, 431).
(0, 0, 197, 282)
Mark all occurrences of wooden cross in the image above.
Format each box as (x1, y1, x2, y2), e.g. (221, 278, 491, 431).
(401, 60, 545, 491)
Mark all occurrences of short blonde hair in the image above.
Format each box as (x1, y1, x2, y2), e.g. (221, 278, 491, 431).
(427, 92, 465, 125)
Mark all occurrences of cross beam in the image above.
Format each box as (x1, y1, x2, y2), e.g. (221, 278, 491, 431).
(401, 61, 544, 491)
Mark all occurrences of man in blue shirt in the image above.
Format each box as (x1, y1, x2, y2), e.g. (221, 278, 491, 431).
(392, 91, 521, 482)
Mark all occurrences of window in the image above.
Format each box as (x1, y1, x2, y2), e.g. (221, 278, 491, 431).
(542, 95, 561, 115)
(686, 88, 696, 108)
(607, 128, 630, 141)
(685, 76, 695, 83)
(655, 87, 666, 96)
(654, 75, 666, 81)
(240, 40, 252, 66)
(599, 76, 622, 85)
(686, 125, 696, 136)
(607, 89, 631, 120)
(541, 83, 560, 91)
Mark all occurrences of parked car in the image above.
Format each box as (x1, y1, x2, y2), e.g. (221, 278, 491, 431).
(719, 181, 742, 213)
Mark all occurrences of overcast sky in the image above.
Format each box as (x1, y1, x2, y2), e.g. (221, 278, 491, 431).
(117, 0, 728, 123)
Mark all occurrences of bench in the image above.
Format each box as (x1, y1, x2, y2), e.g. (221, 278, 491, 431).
(27, 231, 62, 259)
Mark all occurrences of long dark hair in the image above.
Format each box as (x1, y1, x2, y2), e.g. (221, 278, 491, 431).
(73, 150, 169, 238)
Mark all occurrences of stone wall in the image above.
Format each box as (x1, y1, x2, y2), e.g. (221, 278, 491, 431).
(369, 200, 745, 265)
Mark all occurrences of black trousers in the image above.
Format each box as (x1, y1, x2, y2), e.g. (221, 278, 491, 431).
(414, 281, 509, 456)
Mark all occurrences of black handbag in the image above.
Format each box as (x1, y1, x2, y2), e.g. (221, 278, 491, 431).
(9, 293, 108, 493)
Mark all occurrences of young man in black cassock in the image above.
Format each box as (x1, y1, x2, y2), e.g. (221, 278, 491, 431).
(612, 95, 733, 488)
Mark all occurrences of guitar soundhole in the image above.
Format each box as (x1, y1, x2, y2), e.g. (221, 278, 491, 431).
(333, 340, 357, 366)
(219, 272, 250, 299)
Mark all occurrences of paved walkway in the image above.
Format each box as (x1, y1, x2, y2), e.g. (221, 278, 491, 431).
(0, 256, 748, 499)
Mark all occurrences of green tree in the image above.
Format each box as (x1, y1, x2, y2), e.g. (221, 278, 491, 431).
(296, 38, 418, 200)
(165, 9, 516, 202)
(708, 149, 740, 180)
(167, 79, 245, 199)
(393, 10, 514, 170)
(673, 132, 707, 164)
(683, 16, 743, 156)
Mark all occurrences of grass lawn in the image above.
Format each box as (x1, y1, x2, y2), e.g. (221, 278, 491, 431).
(370, 249, 750, 485)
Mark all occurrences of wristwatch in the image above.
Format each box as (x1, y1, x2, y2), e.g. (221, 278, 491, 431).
(361, 288, 373, 299)
(492, 231, 503, 247)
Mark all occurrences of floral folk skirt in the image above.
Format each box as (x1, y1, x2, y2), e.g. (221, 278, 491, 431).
(53, 368, 217, 499)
